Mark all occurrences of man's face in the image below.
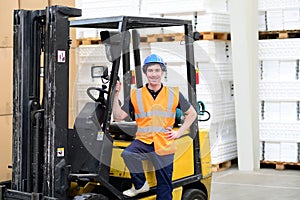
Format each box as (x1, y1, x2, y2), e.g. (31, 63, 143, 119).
(145, 64, 164, 87)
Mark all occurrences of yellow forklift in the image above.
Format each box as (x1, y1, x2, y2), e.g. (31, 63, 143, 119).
(0, 6, 211, 200)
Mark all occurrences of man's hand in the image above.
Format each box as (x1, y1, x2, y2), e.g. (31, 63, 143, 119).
(164, 127, 182, 140)
(115, 81, 121, 96)
(164, 106, 197, 140)
(113, 81, 128, 121)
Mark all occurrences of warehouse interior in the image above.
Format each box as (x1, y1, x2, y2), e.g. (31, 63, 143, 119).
(0, 0, 300, 199)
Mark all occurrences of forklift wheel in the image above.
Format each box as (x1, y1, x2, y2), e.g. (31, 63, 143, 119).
(74, 193, 108, 200)
(182, 189, 207, 200)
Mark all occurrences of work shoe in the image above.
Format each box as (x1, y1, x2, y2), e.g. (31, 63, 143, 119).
(123, 181, 149, 197)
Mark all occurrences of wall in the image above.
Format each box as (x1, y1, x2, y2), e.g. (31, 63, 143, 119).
(0, 46, 14, 181)
(0, 0, 19, 182)
(0, 0, 76, 181)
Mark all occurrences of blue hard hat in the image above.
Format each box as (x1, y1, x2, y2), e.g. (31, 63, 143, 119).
(142, 54, 166, 73)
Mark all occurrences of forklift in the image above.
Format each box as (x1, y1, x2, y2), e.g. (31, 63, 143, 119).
(0, 6, 211, 200)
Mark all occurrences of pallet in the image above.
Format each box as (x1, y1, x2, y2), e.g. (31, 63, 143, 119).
(259, 30, 300, 40)
(76, 31, 231, 46)
(140, 33, 185, 43)
(212, 159, 237, 172)
(76, 37, 102, 46)
(260, 160, 300, 170)
(140, 32, 231, 43)
(198, 32, 230, 41)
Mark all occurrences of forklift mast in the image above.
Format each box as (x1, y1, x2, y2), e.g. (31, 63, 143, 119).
(11, 6, 81, 199)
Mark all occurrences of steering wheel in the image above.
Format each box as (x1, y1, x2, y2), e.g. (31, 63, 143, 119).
(87, 86, 108, 103)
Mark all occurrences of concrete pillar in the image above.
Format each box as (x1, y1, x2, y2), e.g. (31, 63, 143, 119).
(228, 0, 260, 170)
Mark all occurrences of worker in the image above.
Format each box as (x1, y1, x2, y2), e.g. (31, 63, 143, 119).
(113, 54, 197, 200)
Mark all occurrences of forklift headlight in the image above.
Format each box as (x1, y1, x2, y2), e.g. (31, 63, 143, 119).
(91, 66, 108, 78)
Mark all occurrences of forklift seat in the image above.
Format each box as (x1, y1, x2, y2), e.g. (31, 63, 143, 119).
(109, 121, 137, 140)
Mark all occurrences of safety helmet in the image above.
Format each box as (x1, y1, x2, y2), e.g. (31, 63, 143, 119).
(142, 54, 166, 73)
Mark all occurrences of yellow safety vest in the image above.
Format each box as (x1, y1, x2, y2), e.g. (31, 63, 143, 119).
(131, 86, 179, 155)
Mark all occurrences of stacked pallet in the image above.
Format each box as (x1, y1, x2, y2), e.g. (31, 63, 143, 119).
(194, 39, 237, 166)
(259, 0, 300, 31)
(75, 0, 141, 38)
(259, 38, 300, 166)
(258, 0, 300, 168)
(75, 0, 229, 37)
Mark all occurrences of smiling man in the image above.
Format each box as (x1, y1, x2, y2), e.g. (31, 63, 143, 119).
(113, 54, 197, 200)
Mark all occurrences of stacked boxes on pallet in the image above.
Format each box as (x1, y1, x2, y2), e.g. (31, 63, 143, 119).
(194, 40, 236, 165)
(140, 0, 228, 18)
(75, 0, 229, 37)
(259, 38, 300, 163)
(140, 0, 206, 14)
(259, 0, 300, 31)
(258, 0, 300, 164)
(75, 0, 141, 38)
(139, 0, 229, 35)
(196, 12, 231, 33)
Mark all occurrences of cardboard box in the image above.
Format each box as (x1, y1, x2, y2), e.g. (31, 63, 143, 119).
(70, 28, 77, 48)
(0, 115, 12, 181)
(50, 0, 75, 7)
(0, 48, 13, 115)
(69, 47, 77, 127)
(0, 0, 19, 47)
(0, 49, 76, 179)
(19, 0, 49, 9)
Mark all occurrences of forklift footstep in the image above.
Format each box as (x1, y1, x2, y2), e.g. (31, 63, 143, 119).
(69, 173, 99, 182)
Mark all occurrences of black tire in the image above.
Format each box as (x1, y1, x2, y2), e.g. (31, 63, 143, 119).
(182, 189, 207, 200)
(73, 193, 108, 200)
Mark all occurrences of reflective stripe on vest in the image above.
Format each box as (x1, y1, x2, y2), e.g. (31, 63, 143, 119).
(134, 87, 177, 120)
(137, 126, 166, 133)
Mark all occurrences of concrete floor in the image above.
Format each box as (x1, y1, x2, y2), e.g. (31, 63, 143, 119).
(210, 166, 300, 200)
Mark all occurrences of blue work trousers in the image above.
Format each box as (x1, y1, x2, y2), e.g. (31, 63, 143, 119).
(121, 140, 174, 200)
